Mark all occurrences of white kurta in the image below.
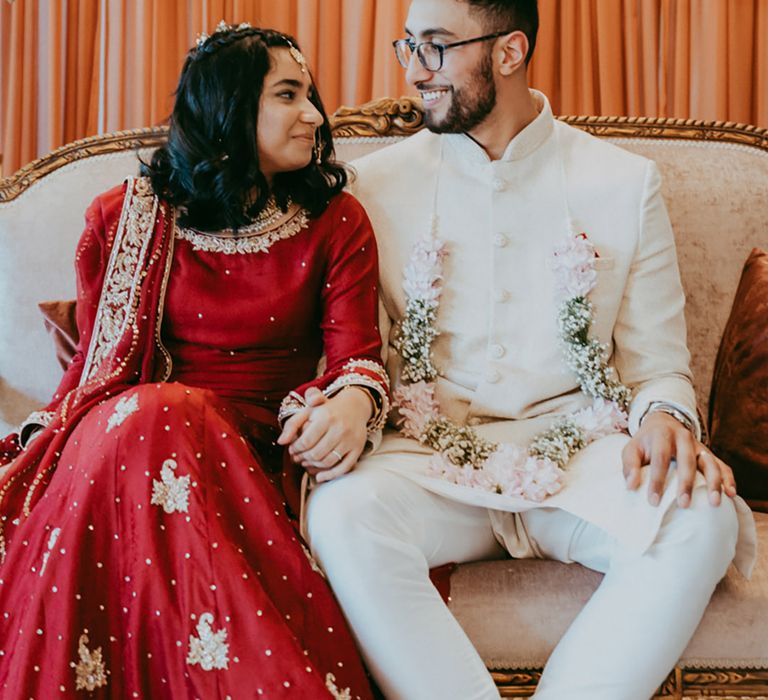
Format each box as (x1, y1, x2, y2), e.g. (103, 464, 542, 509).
(350, 91, 755, 575)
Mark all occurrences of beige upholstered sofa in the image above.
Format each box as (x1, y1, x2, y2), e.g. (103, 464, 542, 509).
(1, 98, 766, 698)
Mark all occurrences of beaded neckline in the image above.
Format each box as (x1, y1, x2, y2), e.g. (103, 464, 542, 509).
(175, 197, 309, 255)
(178, 196, 291, 238)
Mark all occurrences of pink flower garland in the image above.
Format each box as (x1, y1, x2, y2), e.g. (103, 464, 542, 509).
(393, 232, 630, 503)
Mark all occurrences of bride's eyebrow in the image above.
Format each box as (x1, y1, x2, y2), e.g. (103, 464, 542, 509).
(270, 78, 304, 89)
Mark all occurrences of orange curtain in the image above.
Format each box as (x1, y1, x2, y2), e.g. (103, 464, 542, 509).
(1, 0, 767, 177)
(529, 0, 768, 124)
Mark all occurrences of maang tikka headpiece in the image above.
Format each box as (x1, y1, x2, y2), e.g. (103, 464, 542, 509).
(196, 20, 252, 48)
(285, 40, 308, 74)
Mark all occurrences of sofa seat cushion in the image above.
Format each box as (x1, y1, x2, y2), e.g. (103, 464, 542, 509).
(448, 511, 768, 670)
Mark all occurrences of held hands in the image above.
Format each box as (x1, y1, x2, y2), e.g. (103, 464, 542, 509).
(277, 386, 372, 483)
(622, 411, 737, 508)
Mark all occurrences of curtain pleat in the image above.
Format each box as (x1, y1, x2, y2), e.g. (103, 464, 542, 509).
(1, 0, 767, 176)
(1, 0, 38, 174)
(757, 0, 768, 127)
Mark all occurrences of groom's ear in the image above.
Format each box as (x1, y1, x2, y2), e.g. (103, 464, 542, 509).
(496, 31, 529, 77)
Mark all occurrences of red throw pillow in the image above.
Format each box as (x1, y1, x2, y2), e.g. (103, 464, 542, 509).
(38, 300, 79, 370)
(708, 248, 768, 509)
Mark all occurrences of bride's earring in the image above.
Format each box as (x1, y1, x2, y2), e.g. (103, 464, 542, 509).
(314, 133, 324, 166)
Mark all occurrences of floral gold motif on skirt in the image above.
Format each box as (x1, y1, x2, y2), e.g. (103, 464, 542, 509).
(151, 458, 191, 514)
(187, 612, 229, 671)
(39, 526, 61, 576)
(72, 632, 108, 691)
(106, 393, 139, 433)
(326, 672, 351, 699)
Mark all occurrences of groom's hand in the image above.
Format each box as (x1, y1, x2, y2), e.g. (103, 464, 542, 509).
(622, 412, 736, 508)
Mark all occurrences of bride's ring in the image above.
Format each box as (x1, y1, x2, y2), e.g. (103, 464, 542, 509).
(696, 449, 708, 460)
(330, 449, 343, 464)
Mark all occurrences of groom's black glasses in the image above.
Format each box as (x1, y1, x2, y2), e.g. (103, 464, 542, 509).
(393, 31, 515, 72)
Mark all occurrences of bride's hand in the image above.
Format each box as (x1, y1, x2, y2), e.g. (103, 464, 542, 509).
(277, 387, 372, 482)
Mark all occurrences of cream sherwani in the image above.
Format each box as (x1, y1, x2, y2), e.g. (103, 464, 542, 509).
(307, 92, 756, 700)
(350, 92, 755, 566)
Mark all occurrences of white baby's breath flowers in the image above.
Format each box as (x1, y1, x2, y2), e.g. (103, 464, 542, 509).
(393, 231, 632, 502)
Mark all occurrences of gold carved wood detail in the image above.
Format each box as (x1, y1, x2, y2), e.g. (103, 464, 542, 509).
(492, 666, 768, 698)
(560, 115, 768, 150)
(0, 127, 168, 202)
(331, 96, 425, 138)
(3, 97, 767, 203)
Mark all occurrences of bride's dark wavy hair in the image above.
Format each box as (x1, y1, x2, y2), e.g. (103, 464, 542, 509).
(141, 26, 347, 231)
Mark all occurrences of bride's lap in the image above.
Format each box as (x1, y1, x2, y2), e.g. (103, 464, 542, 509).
(0, 381, 367, 698)
(64, 381, 267, 475)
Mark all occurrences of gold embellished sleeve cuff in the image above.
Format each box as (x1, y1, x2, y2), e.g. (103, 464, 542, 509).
(278, 359, 391, 434)
(18, 410, 55, 449)
(278, 391, 307, 426)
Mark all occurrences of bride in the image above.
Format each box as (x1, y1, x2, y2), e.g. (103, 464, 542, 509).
(0, 23, 386, 699)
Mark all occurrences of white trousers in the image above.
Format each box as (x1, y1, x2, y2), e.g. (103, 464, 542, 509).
(306, 467, 739, 700)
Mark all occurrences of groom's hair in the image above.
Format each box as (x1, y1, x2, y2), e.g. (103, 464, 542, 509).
(464, 0, 539, 65)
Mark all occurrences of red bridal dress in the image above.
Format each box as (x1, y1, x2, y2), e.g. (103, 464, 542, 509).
(0, 178, 389, 699)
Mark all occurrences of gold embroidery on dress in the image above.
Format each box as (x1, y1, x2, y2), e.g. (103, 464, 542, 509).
(176, 203, 309, 255)
(73, 632, 108, 691)
(279, 359, 390, 431)
(151, 459, 191, 514)
(106, 393, 139, 433)
(183, 195, 287, 235)
(17, 409, 55, 448)
(0, 179, 161, 563)
(343, 359, 390, 386)
(154, 210, 177, 382)
(187, 612, 229, 670)
(81, 177, 158, 384)
(278, 391, 307, 424)
(325, 672, 352, 700)
(39, 526, 61, 576)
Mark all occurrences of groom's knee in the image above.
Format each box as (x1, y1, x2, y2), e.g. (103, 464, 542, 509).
(306, 468, 404, 556)
(664, 493, 739, 581)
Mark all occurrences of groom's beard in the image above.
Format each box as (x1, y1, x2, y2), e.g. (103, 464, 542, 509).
(424, 52, 497, 134)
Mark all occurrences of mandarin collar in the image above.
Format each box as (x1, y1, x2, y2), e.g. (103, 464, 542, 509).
(443, 90, 554, 166)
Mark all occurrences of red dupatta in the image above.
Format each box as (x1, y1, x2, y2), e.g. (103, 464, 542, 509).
(0, 178, 175, 558)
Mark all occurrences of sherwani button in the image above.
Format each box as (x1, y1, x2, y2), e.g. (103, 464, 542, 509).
(491, 178, 505, 192)
(489, 344, 505, 359)
(485, 369, 501, 384)
(493, 234, 508, 248)
(493, 289, 509, 303)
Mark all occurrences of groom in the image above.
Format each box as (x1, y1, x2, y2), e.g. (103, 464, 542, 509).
(286, 1, 755, 698)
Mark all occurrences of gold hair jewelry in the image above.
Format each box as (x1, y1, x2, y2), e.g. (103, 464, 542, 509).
(285, 41, 308, 73)
(196, 20, 252, 48)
